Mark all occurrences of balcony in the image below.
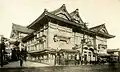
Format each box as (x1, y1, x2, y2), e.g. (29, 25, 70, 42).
(36, 35, 46, 43)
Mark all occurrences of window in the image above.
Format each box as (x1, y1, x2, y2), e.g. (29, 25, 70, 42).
(88, 52, 91, 56)
(71, 54, 75, 60)
(98, 44, 101, 49)
(102, 47, 105, 49)
(68, 54, 71, 60)
(84, 51, 87, 53)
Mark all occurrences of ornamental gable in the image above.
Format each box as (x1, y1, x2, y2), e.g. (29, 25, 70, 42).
(50, 4, 72, 21)
(70, 9, 84, 24)
(99, 25, 109, 34)
(90, 24, 109, 35)
(10, 23, 34, 38)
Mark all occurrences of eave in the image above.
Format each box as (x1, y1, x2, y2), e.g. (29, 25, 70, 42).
(27, 10, 47, 28)
(96, 32, 115, 39)
(47, 11, 85, 28)
(107, 49, 120, 53)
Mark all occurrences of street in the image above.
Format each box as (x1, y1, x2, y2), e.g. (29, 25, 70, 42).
(0, 61, 50, 68)
(0, 61, 120, 72)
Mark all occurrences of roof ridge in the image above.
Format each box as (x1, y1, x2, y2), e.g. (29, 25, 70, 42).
(50, 4, 73, 21)
(11, 23, 34, 34)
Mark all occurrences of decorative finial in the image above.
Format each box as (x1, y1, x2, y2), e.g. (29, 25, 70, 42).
(62, 4, 65, 7)
(75, 9, 79, 12)
(44, 9, 48, 12)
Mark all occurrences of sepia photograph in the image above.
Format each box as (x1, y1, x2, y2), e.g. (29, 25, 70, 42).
(0, 0, 120, 72)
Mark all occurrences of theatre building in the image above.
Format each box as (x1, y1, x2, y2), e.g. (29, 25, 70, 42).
(10, 4, 115, 65)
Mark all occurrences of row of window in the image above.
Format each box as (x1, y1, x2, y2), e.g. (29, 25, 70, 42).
(27, 44, 44, 51)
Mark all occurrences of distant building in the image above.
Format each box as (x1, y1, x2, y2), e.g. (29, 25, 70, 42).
(10, 4, 115, 65)
(10, 23, 34, 50)
(107, 48, 120, 62)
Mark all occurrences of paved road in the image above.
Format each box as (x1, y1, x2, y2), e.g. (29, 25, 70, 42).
(0, 61, 50, 68)
(0, 62, 120, 72)
(0, 65, 120, 72)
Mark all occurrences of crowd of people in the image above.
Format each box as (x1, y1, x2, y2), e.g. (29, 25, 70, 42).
(10, 47, 28, 67)
(11, 47, 28, 62)
(0, 37, 28, 67)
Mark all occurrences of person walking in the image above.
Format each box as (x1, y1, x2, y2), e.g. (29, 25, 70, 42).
(11, 48, 17, 61)
(24, 48, 28, 61)
(16, 49, 20, 60)
(19, 55, 23, 67)
(19, 49, 24, 67)
(0, 41, 5, 67)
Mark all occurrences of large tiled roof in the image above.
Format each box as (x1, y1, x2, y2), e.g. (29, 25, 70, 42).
(12, 23, 34, 34)
(25, 4, 115, 40)
(27, 9, 86, 29)
(28, 4, 86, 29)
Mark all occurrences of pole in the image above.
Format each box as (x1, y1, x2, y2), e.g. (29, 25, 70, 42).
(94, 34, 97, 64)
(80, 23, 86, 65)
(0, 49, 3, 67)
(0, 35, 3, 67)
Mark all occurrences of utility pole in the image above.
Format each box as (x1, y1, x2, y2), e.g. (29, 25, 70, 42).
(80, 22, 87, 65)
(0, 35, 4, 67)
(94, 34, 97, 64)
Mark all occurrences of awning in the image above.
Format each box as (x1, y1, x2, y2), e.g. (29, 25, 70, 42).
(59, 49, 79, 53)
(28, 50, 41, 54)
(28, 48, 59, 55)
(110, 54, 119, 57)
(98, 53, 110, 57)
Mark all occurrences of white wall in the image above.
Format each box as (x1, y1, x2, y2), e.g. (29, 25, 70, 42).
(48, 22, 74, 50)
(96, 36, 107, 54)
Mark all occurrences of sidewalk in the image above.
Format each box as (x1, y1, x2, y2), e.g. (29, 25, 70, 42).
(0, 61, 50, 68)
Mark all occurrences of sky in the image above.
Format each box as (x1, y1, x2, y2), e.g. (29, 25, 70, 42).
(0, 0, 120, 49)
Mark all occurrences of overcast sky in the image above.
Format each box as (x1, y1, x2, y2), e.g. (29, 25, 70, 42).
(0, 0, 120, 49)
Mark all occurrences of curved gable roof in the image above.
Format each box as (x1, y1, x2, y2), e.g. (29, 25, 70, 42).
(12, 23, 34, 33)
(90, 24, 108, 34)
(50, 4, 72, 21)
(70, 9, 84, 24)
(89, 24, 115, 38)
(10, 23, 34, 38)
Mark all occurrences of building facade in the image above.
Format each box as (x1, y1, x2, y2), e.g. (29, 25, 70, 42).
(10, 4, 115, 65)
(10, 23, 34, 50)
